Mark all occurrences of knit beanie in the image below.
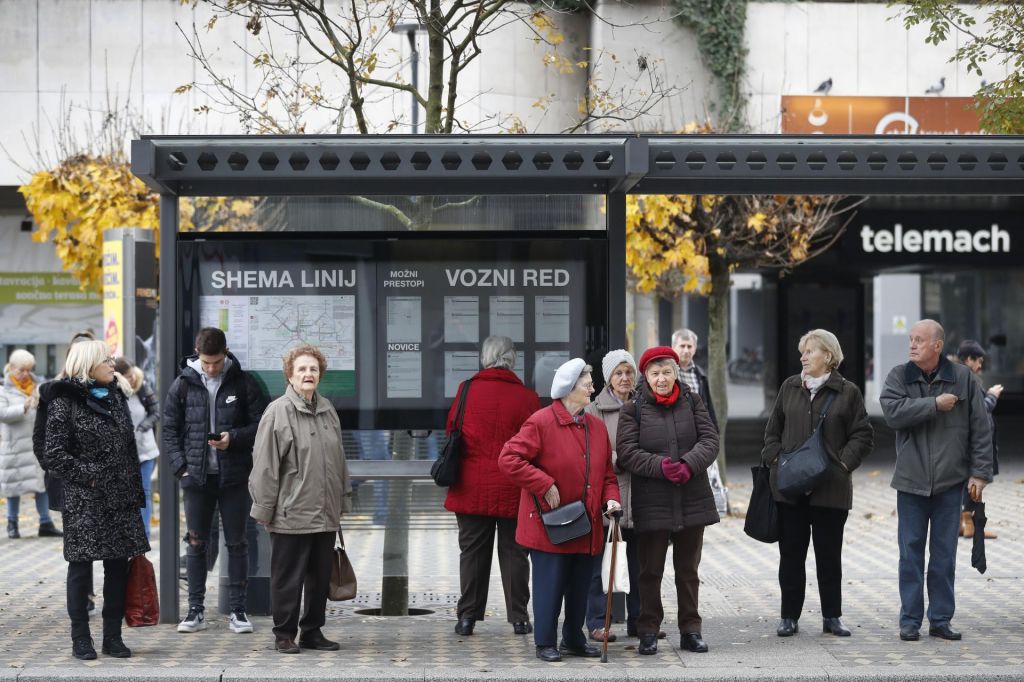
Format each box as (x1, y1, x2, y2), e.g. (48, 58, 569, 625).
(550, 358, 587, 400)
(638, 346, 678, 374)
(602, 349, 637, 384)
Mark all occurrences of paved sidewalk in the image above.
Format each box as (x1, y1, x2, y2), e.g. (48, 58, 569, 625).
(2, 459, 1023, 681)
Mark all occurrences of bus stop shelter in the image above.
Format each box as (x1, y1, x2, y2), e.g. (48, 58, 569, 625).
(131, 133, 1024, 623)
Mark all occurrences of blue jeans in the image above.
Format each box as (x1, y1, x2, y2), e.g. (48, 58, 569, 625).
(897, 485, 962, 628)
(139, 459, 157, 540)
(529, 550, 592, 649)
(6, 493, 51, 524)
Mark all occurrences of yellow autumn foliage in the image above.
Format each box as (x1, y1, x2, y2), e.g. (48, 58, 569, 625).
(20, 155, 257, 292)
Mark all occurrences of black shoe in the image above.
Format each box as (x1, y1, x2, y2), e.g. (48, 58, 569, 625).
(512, 621, 533, 635)
(536, 646, 562, 662)
(680, 632, 708, 653)
(72, 637, 97, 660)
(38, 521, 63, 537)
(823, 617, 851, 637)
(638, 633, 658, 655)
(454, 618, 475, 636)
(101, 635, 132, 658)
(299, 632, 341, 651)
(6, 520, 19, 539)
(777, 618, 799, 637)
(899, 625, 920, 641)
(559, 640, 601, 658)
(275, 638, 300, 654)
(928, 624, 961, 641)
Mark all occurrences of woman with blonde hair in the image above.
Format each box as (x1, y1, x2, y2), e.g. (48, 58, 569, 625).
(41, 340, 149, 660)
(2, 349, 60, 538)
(761, 329, 873, 638)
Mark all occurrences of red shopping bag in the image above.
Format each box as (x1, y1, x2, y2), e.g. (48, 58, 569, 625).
(124, 554, 159, 627)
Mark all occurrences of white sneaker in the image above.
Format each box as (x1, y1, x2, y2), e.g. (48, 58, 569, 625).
(229, 611, 254, 634)
(177, 607, 207, 633)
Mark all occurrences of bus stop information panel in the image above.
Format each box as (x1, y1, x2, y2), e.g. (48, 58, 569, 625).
(178, 233, 610, 429)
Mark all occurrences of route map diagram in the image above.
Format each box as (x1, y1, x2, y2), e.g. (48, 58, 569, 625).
(199, 295, 355, 371)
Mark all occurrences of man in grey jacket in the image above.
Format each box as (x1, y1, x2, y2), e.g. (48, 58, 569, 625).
(880, 320, 993, 643)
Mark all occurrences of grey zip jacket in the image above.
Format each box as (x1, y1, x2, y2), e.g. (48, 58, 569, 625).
(880, 355, 993, 497)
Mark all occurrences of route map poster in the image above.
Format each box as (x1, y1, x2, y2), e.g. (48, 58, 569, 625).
(180, 236, 607, 429)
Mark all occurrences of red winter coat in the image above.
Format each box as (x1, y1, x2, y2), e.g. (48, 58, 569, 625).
(498, 401, 620, 555)
(443, 368, 540, 518)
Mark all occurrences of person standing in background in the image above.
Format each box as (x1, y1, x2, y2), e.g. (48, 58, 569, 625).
(955, 340, 1001, 540)
(2, 349, 60, 539)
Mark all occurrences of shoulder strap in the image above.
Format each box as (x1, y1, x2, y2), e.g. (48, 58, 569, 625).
(453, 379, 473, 431)
(814, 391, 838, 430)
(531, 415, 591, 515)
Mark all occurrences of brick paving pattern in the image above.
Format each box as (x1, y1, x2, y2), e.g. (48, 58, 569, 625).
(1, 460, 1022, 678)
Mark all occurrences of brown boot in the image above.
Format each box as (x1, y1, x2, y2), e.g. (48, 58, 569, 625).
(960, 511, 975, 539)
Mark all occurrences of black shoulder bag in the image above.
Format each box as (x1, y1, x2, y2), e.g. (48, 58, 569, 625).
(430, 379, 472, 487)
(532, 419, 593, 545)
(776, 391, 837, 498)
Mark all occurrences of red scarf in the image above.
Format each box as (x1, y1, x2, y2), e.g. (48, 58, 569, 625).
(651, 383, 680, 406)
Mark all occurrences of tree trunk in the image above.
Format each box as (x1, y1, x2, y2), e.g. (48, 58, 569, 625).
(707, 254, 730, 485)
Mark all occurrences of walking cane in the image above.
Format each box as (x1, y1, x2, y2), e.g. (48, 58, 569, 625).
(601, 512, 621, 663)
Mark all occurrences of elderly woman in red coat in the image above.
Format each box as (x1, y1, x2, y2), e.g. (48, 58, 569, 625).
(499, 358, 621, 663)
(445, 336, 540, 637)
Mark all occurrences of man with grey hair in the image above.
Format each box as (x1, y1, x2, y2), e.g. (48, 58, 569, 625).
(881, 319, 993, 643)
(671, 329, 717, 428)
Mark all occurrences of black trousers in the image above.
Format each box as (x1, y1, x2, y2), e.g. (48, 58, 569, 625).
(269, 531, 335, 641)
(67, 558, 129, 640)
(182, 476, 250, 612)
(778, 496, 849, 620)
(529, 550, 592, 649)
(455, 513, 530, 623)
(636, 526, 705, 634)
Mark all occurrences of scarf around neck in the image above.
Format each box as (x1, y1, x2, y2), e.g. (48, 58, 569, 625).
(651, 382, 680, 406)
(10, 373, 34, 397)
(802, 372, 831, 399)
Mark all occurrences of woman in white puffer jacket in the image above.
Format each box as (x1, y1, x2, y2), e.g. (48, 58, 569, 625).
(2, 349, 61, 539)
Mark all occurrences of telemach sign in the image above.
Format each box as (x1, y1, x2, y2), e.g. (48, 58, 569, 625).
(859, 224, 1010, 254)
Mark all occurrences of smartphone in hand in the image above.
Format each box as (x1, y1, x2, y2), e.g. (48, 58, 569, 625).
(207, 432, 222, 442)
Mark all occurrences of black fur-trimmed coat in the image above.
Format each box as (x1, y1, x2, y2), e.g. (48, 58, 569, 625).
(41, 379, 150, 562)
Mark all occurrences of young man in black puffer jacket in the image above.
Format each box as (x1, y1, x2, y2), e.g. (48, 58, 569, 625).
(162, 327, 266, 635)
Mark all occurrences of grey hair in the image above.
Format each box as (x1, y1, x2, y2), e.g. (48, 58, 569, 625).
(671, 328, 698, 346)
(913, 319, 945, 343)
(4, 349, 35, 375)
(799, 329, 845, 371)
(480, 335, 516, 370)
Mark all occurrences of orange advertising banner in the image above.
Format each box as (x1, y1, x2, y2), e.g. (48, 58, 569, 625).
(780, 96, 982, 135)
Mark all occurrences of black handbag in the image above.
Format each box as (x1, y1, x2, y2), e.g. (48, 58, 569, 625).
(776, 392, 836, 498)
(743, 465, 779, 543)
(532, 420, 593, 545)
(430, 379, 472, 487)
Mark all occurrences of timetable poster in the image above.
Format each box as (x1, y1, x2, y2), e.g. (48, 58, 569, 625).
(378, 262, 585, 405)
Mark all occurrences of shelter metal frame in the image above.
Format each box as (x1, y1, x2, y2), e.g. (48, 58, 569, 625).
(132, 133, 1024, 623)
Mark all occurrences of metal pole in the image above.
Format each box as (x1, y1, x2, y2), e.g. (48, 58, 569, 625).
(606, 192, 627, 350)
(158, 193, 180, 624)
(407, 31, 418, 133)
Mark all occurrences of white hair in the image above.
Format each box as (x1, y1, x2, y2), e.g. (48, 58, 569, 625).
(62, 340, 132, 395)
(644, 357, 680, 377)
(4, 349, 35, 375)
(480, 335, 516, 370)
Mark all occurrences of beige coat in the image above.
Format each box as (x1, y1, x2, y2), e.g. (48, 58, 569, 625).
(249, 386, 352, 534)
(585, 386, 634, 529)
(0, 376, 45, 498)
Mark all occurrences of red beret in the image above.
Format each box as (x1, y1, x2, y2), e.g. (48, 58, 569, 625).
(638, 346, 678, 374)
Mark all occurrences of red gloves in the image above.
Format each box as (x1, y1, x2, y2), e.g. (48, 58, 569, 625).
(660, 458, 693, 485)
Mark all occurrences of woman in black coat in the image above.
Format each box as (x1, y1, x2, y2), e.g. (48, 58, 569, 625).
(761, 329, 873, 638)
(616, 346, 720, 657)
(41, 340, 150, 660)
